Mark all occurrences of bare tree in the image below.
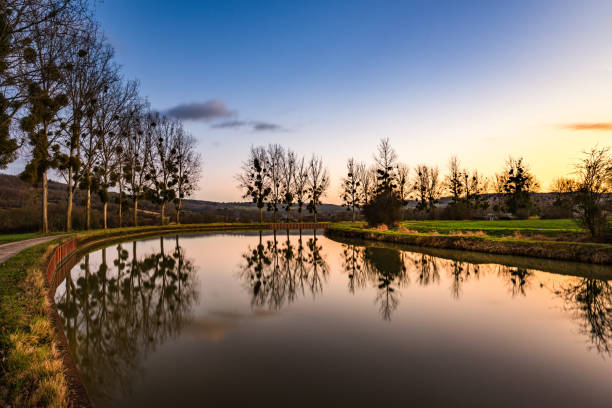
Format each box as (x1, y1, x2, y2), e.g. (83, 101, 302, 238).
(59, 26, 117, 231)
(413, 165, 441, 218)
(79, 90, 103, 229)
(18, 1, 88, 232)
(95, 80, 138, 228)
(491, 171, 507, 213)
(306, 155, 329, 222)
(237, 146, 270, 222)
(173, 128, 201, 224)
(357, 164, 376, 206)
(145, 113, 180, 225)
(280, 149, 296, 221)
(1, 0, 88, 169)
(293, 156, 308, 222)
(266, 144, 284, 222)
(573, 146, 612, 238)
(446, 156, 463, 204)
(123, 106, 152, 226)
(396, 162, 410, 218)
(341, 158, 361, 222)
(463, 169, 489, 211)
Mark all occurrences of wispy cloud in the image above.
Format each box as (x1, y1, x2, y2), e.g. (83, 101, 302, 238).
(211, 120, 247, 129)
(562, 122, 612, 131)
(165, 99, 286, 132)
(166, 100, 232, 121)
(212, 119, 285, 132)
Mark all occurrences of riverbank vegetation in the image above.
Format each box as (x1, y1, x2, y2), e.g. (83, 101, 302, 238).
(0, 239, 66, 407)
(339, 139, 610, 242)
(326, 221, 612, 264)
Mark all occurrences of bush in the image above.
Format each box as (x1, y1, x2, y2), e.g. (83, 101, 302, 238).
(362, 190, 402, 227)
(441, 201, 472, 220)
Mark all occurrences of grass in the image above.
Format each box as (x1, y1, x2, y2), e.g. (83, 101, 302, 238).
(0, 221, 328, 407)
(398, 219, 585, 238)
(0, 232, 66, 246)
(0, 240, 68, 407)
(327, 220, 612, 264)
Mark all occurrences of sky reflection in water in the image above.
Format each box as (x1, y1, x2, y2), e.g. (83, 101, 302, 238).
(54, 231, 612, 408)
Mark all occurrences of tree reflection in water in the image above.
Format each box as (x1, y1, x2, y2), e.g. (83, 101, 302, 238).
(55, 236, 198, 404)
(499, 267, 533, 297)
(557, 278, 612, 356)
(240, 230, 329, 310)
(448, 261, 480, 299)
(362, 247, 409, 321)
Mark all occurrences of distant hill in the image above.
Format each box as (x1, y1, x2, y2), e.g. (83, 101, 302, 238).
(0, 174, 349, 232)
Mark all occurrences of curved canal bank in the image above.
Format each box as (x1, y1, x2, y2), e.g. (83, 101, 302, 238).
(54, 230, 612, 407)
(325, 223, 612, 265)
(0, 223, 328, 408)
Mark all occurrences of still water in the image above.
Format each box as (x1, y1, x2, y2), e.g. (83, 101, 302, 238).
(54, 231, 612, 407)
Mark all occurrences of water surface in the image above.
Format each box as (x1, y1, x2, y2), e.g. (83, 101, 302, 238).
(54, 231, 612, 407)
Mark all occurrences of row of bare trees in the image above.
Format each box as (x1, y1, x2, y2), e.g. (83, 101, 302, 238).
(341, 139, 538, 221)
(0, 0, 202, 231)
(341, 139, 610, 234)
(237, 144, 329, 222)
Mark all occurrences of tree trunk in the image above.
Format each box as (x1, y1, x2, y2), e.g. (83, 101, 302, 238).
(66, 161, 73, 232)
(118, 181, 123, 228)
(176, 198, 182, 224)
(86, 186, 91, 230)
(134, 198, 138, 227)
(314, 211, 317, 223)
(160, 202, 165, 225)
(42, 170, 48, 233)
(103, 202, 108, 229)
(259, 207, 263, 223)
(352, 206, 355, 222)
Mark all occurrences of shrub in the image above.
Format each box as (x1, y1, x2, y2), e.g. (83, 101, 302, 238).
(362, 190, 403, 227)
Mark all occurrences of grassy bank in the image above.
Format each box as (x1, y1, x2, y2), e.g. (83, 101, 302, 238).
(0, 239, 67, 407)
(327, 222, 612, 264)
(399, 219, 587, 239)
(0, 222, 327, 407)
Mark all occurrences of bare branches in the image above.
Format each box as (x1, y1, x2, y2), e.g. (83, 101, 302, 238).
(306, 155, 329, 222)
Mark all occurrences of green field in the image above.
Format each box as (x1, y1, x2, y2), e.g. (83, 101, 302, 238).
(399, 219, 584, 238)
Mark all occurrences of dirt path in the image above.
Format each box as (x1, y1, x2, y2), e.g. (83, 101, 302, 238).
(0, 235, 69, 265)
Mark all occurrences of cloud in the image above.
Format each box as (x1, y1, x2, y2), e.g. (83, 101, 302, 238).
(211, 120, 248, 129)
(562, 122, 612, 131)
(211, 119, 285, 132)
(165, 100, 232, 121)
(252, 121, 283, 131)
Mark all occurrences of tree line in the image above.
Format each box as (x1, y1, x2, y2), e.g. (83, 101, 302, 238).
(341, 139, 611, 239)
(0, 0, 202, 232)
(237, 144, 329, 222)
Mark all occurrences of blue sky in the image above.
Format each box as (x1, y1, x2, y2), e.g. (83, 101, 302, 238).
(87, 0, 612, 202)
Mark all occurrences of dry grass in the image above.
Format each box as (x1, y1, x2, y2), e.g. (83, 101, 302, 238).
(1, 256, 68, 408)
(451, 230, 489, 237)
(397, 225, 419, 234)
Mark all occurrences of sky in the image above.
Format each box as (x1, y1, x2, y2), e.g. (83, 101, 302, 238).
(13, 0, 612, 203)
